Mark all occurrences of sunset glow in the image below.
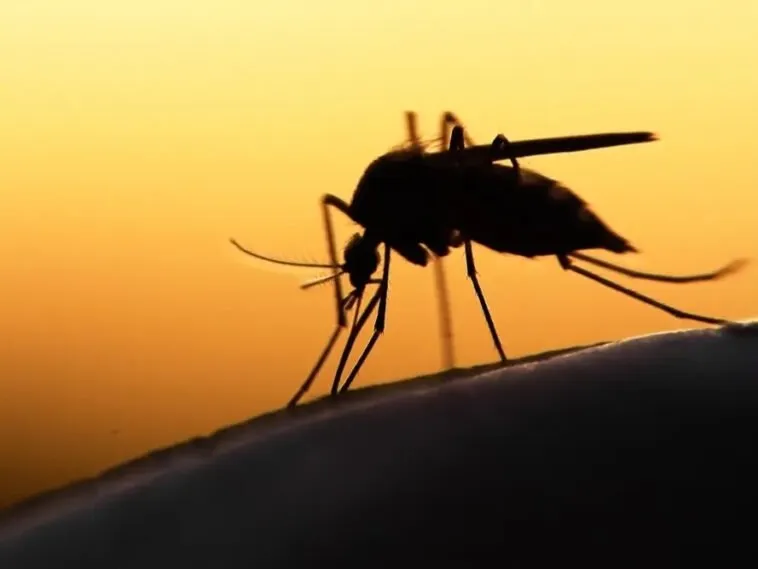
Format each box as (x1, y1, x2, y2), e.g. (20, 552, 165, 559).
(1, 0, 757, 507)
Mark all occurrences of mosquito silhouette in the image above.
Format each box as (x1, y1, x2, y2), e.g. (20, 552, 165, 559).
(231, 122, 745, 408)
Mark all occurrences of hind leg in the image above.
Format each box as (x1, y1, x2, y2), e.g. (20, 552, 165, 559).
(556, 254, 731, 325)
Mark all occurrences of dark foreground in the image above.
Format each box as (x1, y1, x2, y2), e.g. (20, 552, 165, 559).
(1, 321, 757, 568)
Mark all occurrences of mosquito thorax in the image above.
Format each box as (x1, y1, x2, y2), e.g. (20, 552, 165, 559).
(350, 151, 432, 227)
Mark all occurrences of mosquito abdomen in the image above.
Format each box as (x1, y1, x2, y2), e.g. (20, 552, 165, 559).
(452, 166, 638, 257)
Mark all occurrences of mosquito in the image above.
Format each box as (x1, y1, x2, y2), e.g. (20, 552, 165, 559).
(231, 122, 745, 407)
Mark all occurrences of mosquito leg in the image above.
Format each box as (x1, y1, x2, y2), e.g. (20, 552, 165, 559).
(444, 111, 519, 174)
(331, 284, 384, 395)
(441, 112, 477, 148)
(465, 240, 507, 361)
(556, 254, 732, 325)
(449, 125, 466, 153)
(568, 252, 748, 284)
(404, 112, 457, 372)
(450, 129, 507, 362)
(422, 113, 457, 371)
(339, 244, 393, 394)
(405, 111, 421, 147)
(492, 134, 520, 170)
(433, 257, 455, 370)
(351, 291, 363, 329)
(287, 327, 342, 408)
(491, 134, 521, 183)
(321, 194, 358, 328)
(287, 291, 356, 408)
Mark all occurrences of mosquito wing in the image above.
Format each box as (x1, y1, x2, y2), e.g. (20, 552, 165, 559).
(427, 131, 657, 165)
(502, 131, 658, 158)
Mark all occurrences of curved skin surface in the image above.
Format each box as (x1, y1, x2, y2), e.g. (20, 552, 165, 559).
(1, 321, 757, 568)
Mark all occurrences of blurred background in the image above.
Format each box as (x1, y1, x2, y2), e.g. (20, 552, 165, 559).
(1, 0, 756, 509)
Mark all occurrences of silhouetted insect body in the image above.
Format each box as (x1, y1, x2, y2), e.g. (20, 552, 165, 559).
(230, 116, 746, 408)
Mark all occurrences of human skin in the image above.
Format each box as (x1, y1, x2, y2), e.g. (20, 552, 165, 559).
(1, 321, 757, 568)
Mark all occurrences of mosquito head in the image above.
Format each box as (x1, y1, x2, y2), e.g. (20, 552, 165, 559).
(342, 233, 380, 290)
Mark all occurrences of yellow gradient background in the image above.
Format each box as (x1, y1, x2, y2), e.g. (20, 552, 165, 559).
(1, 1, 756, 508)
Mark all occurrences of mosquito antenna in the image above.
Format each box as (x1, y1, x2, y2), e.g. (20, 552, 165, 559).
(229, 238, 341, 270)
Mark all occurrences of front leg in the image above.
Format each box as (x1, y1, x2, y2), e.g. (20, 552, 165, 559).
(339, 244, 393, 393)
(287, 292, 355, 408)
(321, 194, 358, 327)
(330, 283, 384, 396)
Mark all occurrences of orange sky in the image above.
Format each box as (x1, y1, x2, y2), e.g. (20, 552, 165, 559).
(1, 0, 757, 508)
